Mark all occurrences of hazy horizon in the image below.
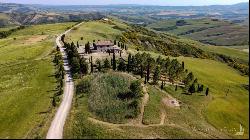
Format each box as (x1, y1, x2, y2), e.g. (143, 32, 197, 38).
(1, 0, 249, 6)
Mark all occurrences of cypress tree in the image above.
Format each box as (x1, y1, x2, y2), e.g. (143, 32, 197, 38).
(52, 97, 56, 107)
(112, 52, 116, 70)
(140, 65, 144, 78)
(77, 41, 79, 48)
(90, 56, 93, 73)
(182, 61, 185, 69)
(146, 62, 150, 82)
(161, 81, 164, 90)
(205, 88, 209, 96)
(144, 74, 147, 84)
(127, 53, 132, 73)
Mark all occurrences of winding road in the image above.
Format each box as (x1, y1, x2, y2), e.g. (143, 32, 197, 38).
(46, 22, 83, 139)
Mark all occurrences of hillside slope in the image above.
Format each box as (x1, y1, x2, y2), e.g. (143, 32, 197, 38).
(147, 18, 249, 46)
(0, 22, 76, 138)
(63, 19, 249, 138)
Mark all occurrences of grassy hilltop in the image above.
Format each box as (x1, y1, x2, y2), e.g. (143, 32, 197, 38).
(64, 19, 249, 139)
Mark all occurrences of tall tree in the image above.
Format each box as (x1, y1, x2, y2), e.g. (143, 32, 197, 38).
(90, 56, 93, 73)
(182, 61, 185, 69)
(183, 72, 194, 85)
(127, 53, 132, 73)
(61, 34, 65, 43)
(80, 57, 88, 75)
(205, 88, 209, 96)
(146, 62, 150, 82)
(96, 59, 102, 72)
(188, 83, 196, 94)
(85, 42, 90, 54)
(77, 41, 79, 48)
(153, 65, 161, 84)
(103, 58, 111, 69)
(71, 57, 80, 74)
(198, 84, 204, 92)
(118, 59, 126, 71)
(161, 81, 164, 90)
(112, 52, 116, 70)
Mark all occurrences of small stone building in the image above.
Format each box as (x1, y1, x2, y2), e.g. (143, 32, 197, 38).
(91, 40, 121, 53)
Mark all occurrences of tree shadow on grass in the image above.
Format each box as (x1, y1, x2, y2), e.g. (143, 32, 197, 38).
(181, 92, 192, 95)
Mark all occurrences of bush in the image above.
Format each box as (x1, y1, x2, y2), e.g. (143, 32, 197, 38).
(88, 72, 141, 123)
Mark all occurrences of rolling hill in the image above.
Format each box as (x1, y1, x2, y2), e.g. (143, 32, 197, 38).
(147, 18, 249, 46)
(63, 18, 249, 139)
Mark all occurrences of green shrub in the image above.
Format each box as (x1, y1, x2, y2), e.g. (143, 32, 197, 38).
(88, 72, 141, 123)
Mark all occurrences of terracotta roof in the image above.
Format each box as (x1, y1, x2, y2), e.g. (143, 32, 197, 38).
(96, 40, 114, 46)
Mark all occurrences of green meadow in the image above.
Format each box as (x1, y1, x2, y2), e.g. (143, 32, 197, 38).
(0, 22, 75, 138)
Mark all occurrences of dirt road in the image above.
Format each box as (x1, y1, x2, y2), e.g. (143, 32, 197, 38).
(46, 22, 83, 139)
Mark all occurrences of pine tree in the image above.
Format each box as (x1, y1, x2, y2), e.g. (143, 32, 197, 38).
(184, 72, 194, 85)
(198, 84, 204, 92)
(188, 83, 196, 94)
(103, 58, 111, 69)
(153, 65, 161, 85)
(117, 59, 126, 71)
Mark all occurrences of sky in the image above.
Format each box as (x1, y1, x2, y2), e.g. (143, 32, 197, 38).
(1, 0, 249, 6)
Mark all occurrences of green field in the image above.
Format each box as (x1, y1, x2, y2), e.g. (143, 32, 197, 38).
(0, 22, 75, 138)
(147, 18, 249, 46)
(198, 45, 249, 62)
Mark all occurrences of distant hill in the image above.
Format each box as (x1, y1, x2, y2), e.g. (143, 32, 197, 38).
(147, 18, 249, 46)
(0, 3, 105, 27)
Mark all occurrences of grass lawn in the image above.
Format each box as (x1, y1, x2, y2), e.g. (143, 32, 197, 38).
(0, 22, 75, 138)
